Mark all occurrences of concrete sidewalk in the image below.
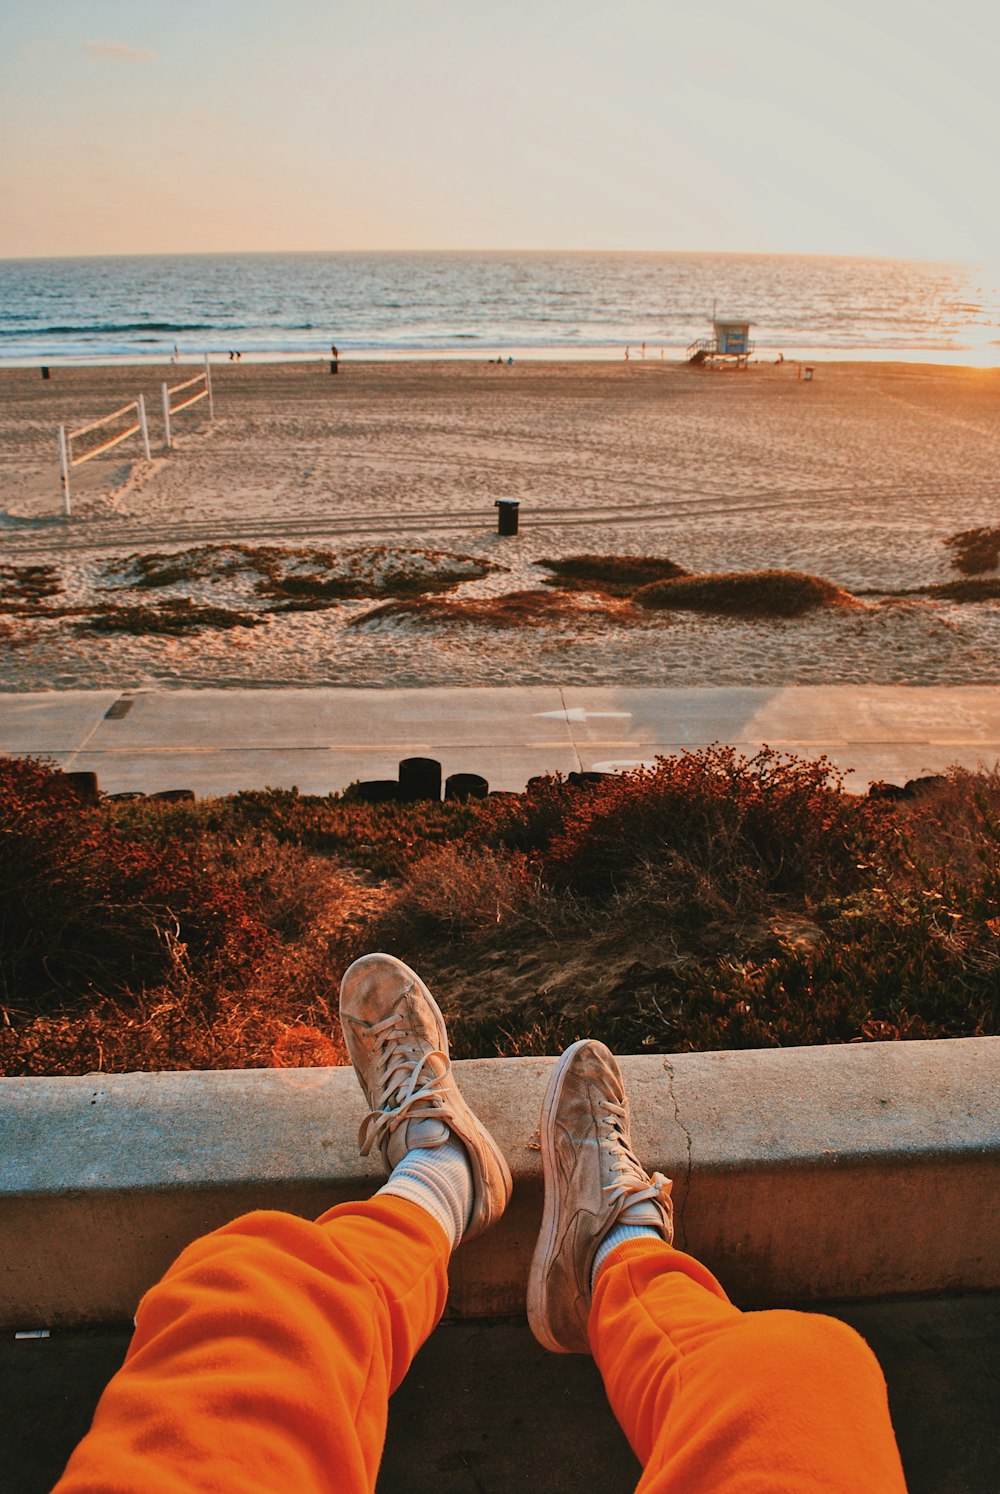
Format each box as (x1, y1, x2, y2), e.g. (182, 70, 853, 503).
(2, 683, 1000, 797)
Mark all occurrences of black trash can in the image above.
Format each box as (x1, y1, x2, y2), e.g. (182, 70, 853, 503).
(495, 498, 519, 536)
(398, 756, 442, 802)
(40, 366, 50, 380)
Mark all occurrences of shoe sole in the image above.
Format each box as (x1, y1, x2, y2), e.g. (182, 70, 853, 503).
(527, 1038, 595, 1353)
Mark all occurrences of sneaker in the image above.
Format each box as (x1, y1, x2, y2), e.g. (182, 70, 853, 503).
(339, 953, 512, 1240)
(527, 1039, 673, 1353)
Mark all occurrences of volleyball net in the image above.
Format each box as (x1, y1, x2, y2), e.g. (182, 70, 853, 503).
(162, 356, 214, 448)
(58, 396, 151, 516)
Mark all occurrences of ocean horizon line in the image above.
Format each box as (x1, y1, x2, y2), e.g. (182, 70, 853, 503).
(0, 246, 978, 269)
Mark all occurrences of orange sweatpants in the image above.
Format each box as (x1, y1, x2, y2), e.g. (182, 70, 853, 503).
(54, 1203, 905, 1494)
(591, 1239, 907, 1492)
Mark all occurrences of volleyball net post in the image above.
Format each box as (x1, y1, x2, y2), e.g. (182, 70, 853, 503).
(58, 425, 71, 516)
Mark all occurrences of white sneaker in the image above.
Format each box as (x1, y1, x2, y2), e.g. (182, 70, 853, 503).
(528, 1039, 673, 1352)
(339, 953, 512, 1240)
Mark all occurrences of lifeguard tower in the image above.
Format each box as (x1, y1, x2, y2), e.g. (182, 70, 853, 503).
(687, 316, 754, 367)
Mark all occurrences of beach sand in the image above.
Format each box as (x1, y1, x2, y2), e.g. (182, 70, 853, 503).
(1, 358, 999, 692)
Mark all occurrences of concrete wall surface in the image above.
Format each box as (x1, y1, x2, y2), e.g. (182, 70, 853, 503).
(1, 1038, 998, 1327)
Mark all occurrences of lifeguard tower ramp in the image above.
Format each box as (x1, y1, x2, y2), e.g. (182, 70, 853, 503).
(688, 318, 754, 367)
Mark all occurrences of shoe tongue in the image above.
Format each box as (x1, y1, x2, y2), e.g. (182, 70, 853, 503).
(405, 1116, 450, 1148)
(618, 1198, 663, 1227)
(385, 1114, 451, 1167)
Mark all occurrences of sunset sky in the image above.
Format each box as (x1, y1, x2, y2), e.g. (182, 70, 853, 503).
(1, 0, 997, 263)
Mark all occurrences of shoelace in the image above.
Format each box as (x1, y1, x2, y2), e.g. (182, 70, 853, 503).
(599, 1098, 673, 1219)
(357, 1013, 456, 1158)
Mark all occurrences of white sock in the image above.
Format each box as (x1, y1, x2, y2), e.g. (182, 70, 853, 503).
(591, 1221, 663, 1290)
(378, 1139, 474, 1250)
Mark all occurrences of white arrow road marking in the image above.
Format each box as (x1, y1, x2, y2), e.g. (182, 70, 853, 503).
(534, 709, 634, 724)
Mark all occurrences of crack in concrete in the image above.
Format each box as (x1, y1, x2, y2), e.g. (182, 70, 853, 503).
(662, 1056, 693, 1245)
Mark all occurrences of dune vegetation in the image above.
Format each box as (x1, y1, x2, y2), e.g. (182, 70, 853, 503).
(634, 569, 858, 617)
(1, 750, 997, 1077)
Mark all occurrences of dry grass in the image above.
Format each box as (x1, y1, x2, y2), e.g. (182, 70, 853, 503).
(539, 554, 689, 596)
(634, 569, 859, 617)
(377, 844, 539, 940)
(917, 579, 1000, 603)
(106, 543, 495, 611)
(79, 599, 264, 635)
(944, 526, 1000, 576)
(0, 564, 63, 603)
(351, 590, 629, 630)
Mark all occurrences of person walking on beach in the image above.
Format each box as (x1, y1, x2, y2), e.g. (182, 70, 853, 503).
(330, 343, 339, 374)
(53, 954, 906, 1493)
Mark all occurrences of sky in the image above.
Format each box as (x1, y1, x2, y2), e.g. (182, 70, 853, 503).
(1, 0, 998, 262)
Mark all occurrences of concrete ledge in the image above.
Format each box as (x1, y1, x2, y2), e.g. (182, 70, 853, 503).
(2, 1038, 998, 1327)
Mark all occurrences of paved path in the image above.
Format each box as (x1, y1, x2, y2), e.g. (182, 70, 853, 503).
(2, 684, 999, 796)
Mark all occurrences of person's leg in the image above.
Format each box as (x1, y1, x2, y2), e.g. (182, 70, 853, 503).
(54, 1196, 449, 1494)
(55, 954, 511, 1494)
(592, 1241, 906, 1493)
(528, 1040, 905, 1494)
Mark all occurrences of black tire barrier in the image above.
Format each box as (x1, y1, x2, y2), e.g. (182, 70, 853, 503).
(151, 789, 196, 802)
(868, 781, 908, 801)
(568, 771, 613, 788)
(398, 757, 442, 802)
(63, 771, 99, 802)
(869, 774, 947, 803)
(108, 791, 147, 802)
(351, 779, 400, 803)
(444, 773, 489, 801)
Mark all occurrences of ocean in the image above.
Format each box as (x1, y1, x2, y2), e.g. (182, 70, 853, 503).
(0, 250, 997, 366)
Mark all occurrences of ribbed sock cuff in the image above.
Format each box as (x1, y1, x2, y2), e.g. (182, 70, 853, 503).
(378, 1139, 474, 1251)
(591, 1223, 663, 1290)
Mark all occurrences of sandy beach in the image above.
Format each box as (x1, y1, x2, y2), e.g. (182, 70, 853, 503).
(1, 357, 999, 692)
